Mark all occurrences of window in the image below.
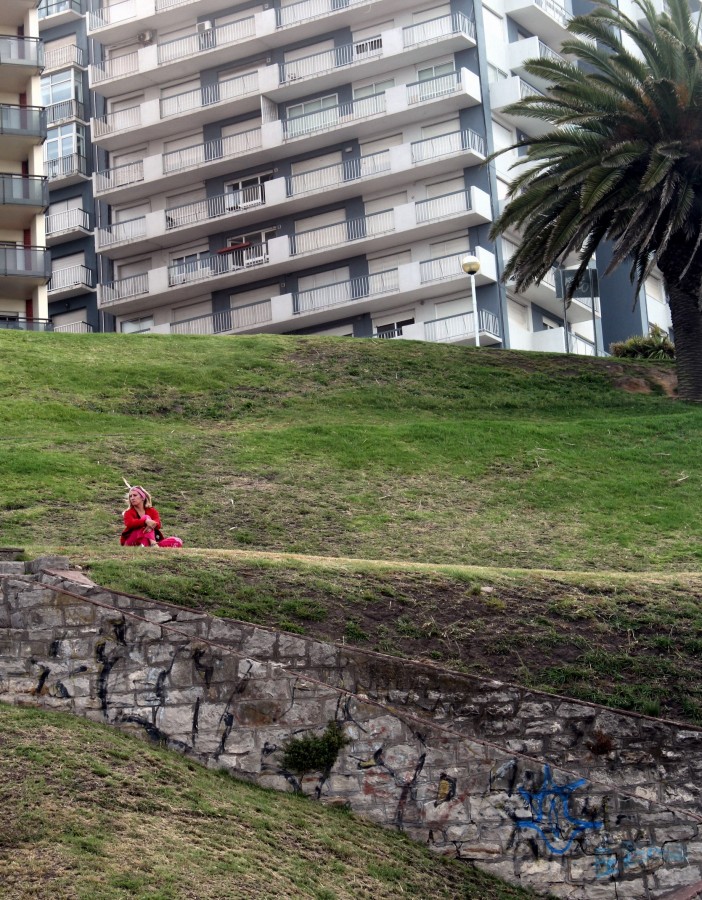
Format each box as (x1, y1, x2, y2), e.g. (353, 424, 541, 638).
(121, 316, 154, 334)
(417, 62, 454, 81)
(41, 69, 83, 106)
(224, 171, 272, 209)
(288, 95, 337, 120)
(353, 79, 394, 99)
(228, 229, 277, 265)
(376, 316, 415, 337)
(45, 123, 86, 161)
(286, 95, 338, 137)
(483, 7, 506, 63)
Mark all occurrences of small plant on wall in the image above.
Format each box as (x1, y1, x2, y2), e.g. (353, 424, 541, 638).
(282, 721, 348, 776)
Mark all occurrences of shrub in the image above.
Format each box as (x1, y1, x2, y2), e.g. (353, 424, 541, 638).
(610, 325, 675, 360)
(282, 721, 348, 775)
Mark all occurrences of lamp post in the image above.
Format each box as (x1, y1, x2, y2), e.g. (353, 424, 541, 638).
(461, 254, 481, 347)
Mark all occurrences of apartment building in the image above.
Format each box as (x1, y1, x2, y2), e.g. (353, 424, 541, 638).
(0, 1, 50, 330)
(8, 0, 672, 351)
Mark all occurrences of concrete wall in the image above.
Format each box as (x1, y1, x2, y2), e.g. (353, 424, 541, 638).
(2, 561, 702, 898)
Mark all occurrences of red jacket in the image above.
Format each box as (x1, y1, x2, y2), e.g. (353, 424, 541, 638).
(120, 506, 161, 545)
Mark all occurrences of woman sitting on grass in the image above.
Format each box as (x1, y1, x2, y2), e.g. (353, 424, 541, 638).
(120, 485, 182, 548)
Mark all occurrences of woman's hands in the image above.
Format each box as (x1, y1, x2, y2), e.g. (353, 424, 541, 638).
(144, 517, 157, 530)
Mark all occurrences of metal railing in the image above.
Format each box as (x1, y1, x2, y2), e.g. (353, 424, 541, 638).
(165, 184, 265, 230)
(92, 52, 138, 83)
(88, 0, 136, 30)
(46, 208, 90, 235)
(99, 273, 149, 307)
(416, 190, 472, 224)
(420, 252, 468, 283)
(53, 320, 93, 333)
(97, 217, 146, 247)
(0, 245, 51, 279)
(425, 308, 500, 342)
(284, 92, 385, 139)
(291, 210, 394, 256)
(46, 99, 86, 124)
(568, 332, 596, 356)
(0, 105, 46, 138)
(44, 44, 84, 69)
(45, 153, 89, 180)
(537, 39, 565, 62)
(162, 127, 262, 174)
(160, 71, 258, 119)
(158, 18, 255, 65)
(519, 77, 545, 99)
(280, 36, 382, 83)
(168, 244, 269, 287)
(95, 160, 144, 193)
(0, 174, 48, 208)
(171, 300, 272, 335)
(535, 0, 571, 28)
(287, 151, 390, 196)
(277, 0, 367, 27)
(39, 0, 83, 20)
(373, 326, 404, 339)
(411, 128, 485, 163)
(0, 315, 53, 331)
(294, 269, 399, 314)
(0, 36, 44, 69)
(93, 105, 141, 137)
(406, 71, 461, 104)
(49, 264, 93, 292)
(402, 12, 475, 47)
(156, 0, 198, 8)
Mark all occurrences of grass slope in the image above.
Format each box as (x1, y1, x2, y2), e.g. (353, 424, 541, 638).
(0, 704, 540, 900)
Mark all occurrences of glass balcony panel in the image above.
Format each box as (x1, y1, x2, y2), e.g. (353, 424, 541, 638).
(39, 0, 83, 20)
(0, 105, 46, 138)
(0, 315, 53, 331)
(0, 245, 51, 279)
(0, 174, 48, 208)
(0, 36, 44, 70)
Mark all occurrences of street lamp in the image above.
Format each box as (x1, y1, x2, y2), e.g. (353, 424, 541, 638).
(461, 254, 481, 347)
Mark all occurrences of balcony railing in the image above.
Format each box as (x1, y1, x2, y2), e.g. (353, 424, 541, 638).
(49, 264, 94, 292)
(162, 127, 262, 174)
(287, 151, 390, 196)
(0, 245, 51, 279)
(166, 185, 265, 230)
(97, 216, 146, 247)
(0, 36, 44, 70)
(53, 320, 93, 333)
(171, 299, 272, 335)
(425, 308, 500, 342)
(46, 208, 90, 236)
(158, 18, 256, 65)
(88, 0, 135, 30)
(92, 52, 138, 83)
(536, 0, 571, 28)
(280, 36, 382, 84)
(39, 0, 83, 20)
(277, 0, 367, 27)
(520, 77, 545, 99)
(406, 71, 461, 104)
(402, 12, 475, 47)
(93, 105, 141, 138)
(291, 209, 394, 255)
(46, 99, 86, 125)
(373, 326, 405, 339)
(0, 174, 48, 208)
(568, 332, 596, 356)
(0, 105, 46, 139)
(95, 160, 144, 193)
(420, 252, 468, 283)
(283, 92, 385, 139)
(416, 189, 472, 223)
(294, 268, 399, 314)
(45, 153, 89, 180)
(99, 273, 149, 307)
(44, 44, 84, 70)
(160, 71, 259, 119)
(0, 315, 53, 332)
(168, 244, 269, 287)
(156, 0, 199, 9)
(536, 39, 565, 62)
(411, 128, 485, 163)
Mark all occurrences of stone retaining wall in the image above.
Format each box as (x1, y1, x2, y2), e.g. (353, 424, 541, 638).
(2, 562, 702, 898)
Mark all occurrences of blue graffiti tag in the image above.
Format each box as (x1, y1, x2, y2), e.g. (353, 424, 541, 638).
(595, 843, 688, 879)
(515, 765, 603, 855)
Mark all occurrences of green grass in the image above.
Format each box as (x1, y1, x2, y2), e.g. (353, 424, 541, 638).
(0, 703, 542, 900)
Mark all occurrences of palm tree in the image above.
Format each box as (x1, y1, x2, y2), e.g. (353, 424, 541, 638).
(489, 0, 702, 400)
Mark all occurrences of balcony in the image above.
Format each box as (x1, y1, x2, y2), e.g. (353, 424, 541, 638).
(295, 269, 400, 317)
(45, 207, 91, 245)
(99, 273, 149, 308)
(0, 105, 46, 155)
(424, 308, 501, 345)
(171, 299, 273, 335)
(0, 37, 44, 91)
(92, 104, 141, 141)
(162, 126, 262, 179)
(0, 245, 51, 298)
(508, 37, 565, 92)
(291, 210, 395, 257)
(166, 184, 266, 232)
(288, 151, 391, 198)
(94, 159, 144, 195)
(96, 216, 146, 250)
(504, 0, 571, 47)
(277, 0, 372, 29)
(490, 77, 551, 136)
(411, 127, 485, 165)
(44, 44, 85, 71)
(48, 264, 95, 299)
(46, 99, 87, 126)
(38, 0, 83, 26)
(0, 174, 48, 229)
(403, 12, 475, 49)
(168, 244, 269, 289)
(160, 71, 259, 120)
(53, 320, 94, 333)
(0, 315, 53, 332)
(45, 153, 90, 186)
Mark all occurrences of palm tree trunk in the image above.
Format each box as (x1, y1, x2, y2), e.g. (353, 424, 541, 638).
(659, 252, 702, 402)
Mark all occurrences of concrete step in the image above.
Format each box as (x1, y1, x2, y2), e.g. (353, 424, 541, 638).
(0, 561, 26, 575)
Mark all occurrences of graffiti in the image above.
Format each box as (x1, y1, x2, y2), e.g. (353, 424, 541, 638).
(514, 765, 603, 856)
(435, 773, 456, 806)
(594, 842, 688, 879)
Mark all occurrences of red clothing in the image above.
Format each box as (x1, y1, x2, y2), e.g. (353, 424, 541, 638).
(120, 506, 161, 546)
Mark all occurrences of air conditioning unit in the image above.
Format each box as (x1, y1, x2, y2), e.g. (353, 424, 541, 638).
(138, 30, 155, 44)
(196, 21, 213, 33)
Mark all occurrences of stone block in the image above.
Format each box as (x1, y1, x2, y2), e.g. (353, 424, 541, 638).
(654, 863, 702, 889)
(277, 633, 308, 659)
(26, 556, 70, 573)
(125, 619, 162, 642)
(239, 629, 278, 659)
